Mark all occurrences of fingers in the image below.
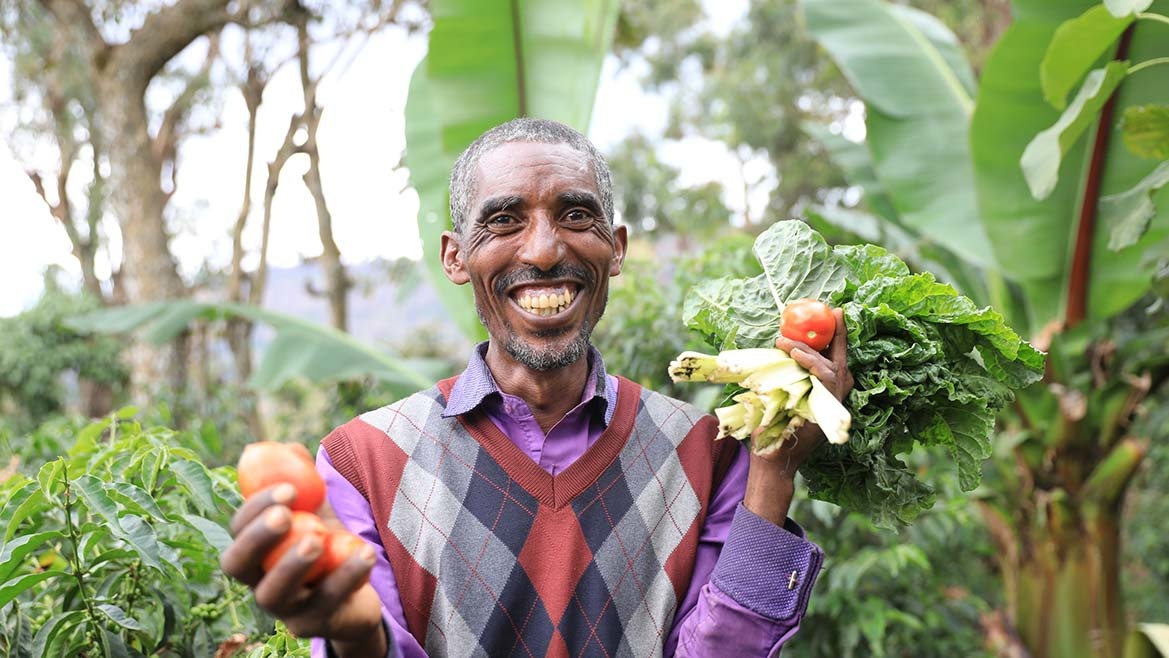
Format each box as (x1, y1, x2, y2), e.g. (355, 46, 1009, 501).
(230, 483, 296, 535)
(251, 535, 324, 613)
(255, 548, 377, 631)
(829, 308, 848, 367)
(221, 504, 293, 586)
(311, 548, 377, 605)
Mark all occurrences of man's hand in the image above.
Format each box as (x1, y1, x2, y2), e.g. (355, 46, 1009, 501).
(219, 484, 387, 656)
(743, 308, 853, 525)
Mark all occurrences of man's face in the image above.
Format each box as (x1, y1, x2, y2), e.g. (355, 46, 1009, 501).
(440, 141, 627, 371)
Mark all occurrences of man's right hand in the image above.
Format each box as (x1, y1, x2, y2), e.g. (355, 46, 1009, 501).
(219, 483, 388, 656)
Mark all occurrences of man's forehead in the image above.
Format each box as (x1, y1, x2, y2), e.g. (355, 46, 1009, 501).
(473, 141, 598, 200)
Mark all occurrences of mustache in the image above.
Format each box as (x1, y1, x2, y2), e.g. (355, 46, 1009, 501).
(494, 263, 594, 296)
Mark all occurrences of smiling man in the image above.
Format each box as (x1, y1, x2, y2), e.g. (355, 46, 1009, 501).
(221, 118, 852, 658)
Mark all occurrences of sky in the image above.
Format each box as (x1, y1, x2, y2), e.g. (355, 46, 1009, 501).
(0, 0, 757, 317)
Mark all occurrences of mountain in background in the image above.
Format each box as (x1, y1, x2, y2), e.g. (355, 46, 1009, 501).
(258, 259, 473, 360)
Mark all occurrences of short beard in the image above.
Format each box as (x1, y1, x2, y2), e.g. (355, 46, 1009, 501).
(477, 305, 597, 371)
(505, 322, 593, 371)
(479, 263, 601, 371)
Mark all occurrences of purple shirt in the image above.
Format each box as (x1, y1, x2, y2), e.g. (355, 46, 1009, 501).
(313, 343, 822, 657)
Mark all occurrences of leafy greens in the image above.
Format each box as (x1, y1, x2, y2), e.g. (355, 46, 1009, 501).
(683, 220, 1046, 526)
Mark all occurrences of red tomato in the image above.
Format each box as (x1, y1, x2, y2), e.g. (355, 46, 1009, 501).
(261, 511, 330, 584)
(237, 442, 326, 513)
(319, 529, 371, 586)
(780, 298, 836, 352)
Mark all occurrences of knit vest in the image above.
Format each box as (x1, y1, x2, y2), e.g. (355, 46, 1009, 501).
(323, 375, 737, 658)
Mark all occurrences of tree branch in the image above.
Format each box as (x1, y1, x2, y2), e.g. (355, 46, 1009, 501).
(153, 34, 221, 165)
(38, 0, 108, 60)
(107, 0, 233, 87)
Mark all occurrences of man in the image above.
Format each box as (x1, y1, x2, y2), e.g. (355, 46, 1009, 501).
(221, 118, 852, 657)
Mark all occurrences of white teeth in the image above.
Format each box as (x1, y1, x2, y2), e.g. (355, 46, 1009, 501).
(516, 288, 576, 314)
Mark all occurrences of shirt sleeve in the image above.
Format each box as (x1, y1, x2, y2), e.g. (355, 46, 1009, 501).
(309, 446, 429, 658)
(667, 442, 824, 657)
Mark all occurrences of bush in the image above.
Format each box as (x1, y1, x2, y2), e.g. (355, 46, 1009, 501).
(0, 276, 126, 433)
(0, 410, 288, 656)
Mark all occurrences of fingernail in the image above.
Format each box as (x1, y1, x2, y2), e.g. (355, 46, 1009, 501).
(359, 545, 376, 564)
(271, 483, 296, 504)
(298, 537, 322, 559)
(264, 506, 289, 530)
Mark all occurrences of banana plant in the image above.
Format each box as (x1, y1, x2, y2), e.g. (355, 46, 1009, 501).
(801, 0, 1169, 656)
(403, 0, 621, 342)
(67, 301, 447, 395)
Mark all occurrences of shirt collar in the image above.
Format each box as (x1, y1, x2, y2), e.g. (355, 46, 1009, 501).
(443, 341, 616, 424)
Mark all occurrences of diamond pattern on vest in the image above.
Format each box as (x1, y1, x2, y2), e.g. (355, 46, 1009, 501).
(374, 384, 712, 658)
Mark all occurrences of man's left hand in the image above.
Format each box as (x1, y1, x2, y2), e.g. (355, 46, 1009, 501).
(742, 308, 853, 525)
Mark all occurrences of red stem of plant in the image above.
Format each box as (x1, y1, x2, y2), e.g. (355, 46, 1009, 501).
(1066, 26, 1134, 327)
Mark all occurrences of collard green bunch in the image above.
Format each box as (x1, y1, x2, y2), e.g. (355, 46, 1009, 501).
(679, 220, 1045, 527)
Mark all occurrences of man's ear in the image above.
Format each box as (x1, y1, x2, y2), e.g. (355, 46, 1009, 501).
(440, 230, 470, 285)
(609, 224, 628, 277)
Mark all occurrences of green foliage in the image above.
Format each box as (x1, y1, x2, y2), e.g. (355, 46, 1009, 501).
(683, 220, 1044, 526)
(67, 300, 447, 396)
(592, 232, 760, 406)
(0, 278, 126, 432)
(789, 474, 997, 658)
(0, 410, 277, 657)
(606, 132, 732, 239)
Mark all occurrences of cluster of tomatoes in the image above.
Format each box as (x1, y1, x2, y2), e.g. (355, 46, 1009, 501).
(237, 442, 367, 585)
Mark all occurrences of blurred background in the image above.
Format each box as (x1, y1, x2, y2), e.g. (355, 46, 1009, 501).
(1, 0, 1168, 656)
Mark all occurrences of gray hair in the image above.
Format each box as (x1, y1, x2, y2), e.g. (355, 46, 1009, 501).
(448, 117, 615, 234)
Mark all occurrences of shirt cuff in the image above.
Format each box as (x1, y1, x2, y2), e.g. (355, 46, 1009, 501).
(710, 503, 824, 622)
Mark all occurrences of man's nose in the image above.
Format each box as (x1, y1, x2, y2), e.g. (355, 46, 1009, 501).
(516, 215, 565, 271)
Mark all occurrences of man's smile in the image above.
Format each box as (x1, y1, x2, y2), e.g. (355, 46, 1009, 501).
(510, 284, 579, 318)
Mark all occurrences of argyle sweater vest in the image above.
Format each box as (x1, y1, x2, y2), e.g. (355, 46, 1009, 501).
(322, 375, 738, 658)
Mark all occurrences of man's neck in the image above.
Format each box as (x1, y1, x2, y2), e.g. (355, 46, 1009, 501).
(484, 345, 591, 434)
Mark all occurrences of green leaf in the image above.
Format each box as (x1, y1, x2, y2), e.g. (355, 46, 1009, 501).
(97, 604, 148, 632)
(0, 531, 61, 582)
(973, 4, 1169, 327)
(69, 301, 442, 394)
(116, 515, 164, 574)
(1102, 160, 1169, 249)
(2, 482, 48, 543)
(1022, 61, 1130, 200)
(99, 628, 133, 658)
(403, 0, 620, 344)
(74, 475, 164, 573)
(1041, 5, 1134, 109)
(73, 474, 123, 531)
(179, 514, 233, 553)
(169, 458, 217, 515)
(30, 610, 86, 658)
(36, 459, 64, 499)
(1122, 104, 1169, 158)
(802, 0, 995, 269)
(0, 571, 58, 609)
(1105, 0, 1154, 16)
(105, 482, 168, 524)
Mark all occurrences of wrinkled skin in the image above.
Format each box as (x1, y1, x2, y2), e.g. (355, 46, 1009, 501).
(440, 141, 628, 431)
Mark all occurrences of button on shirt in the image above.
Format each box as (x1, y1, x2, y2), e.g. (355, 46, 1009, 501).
(312, 343, 823, 657)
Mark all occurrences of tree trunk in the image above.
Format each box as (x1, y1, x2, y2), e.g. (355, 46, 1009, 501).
(985, 437, 1145, 658)
(98, 73, 190, 396)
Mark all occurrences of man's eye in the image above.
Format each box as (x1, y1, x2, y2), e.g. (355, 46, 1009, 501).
(564, 209, 594, 224)
(488, 215, 517, 227)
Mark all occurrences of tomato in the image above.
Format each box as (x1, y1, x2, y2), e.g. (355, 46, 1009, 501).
(237, 441, 326, 513)
(261, 511, 330, 583)
(319, 529, 371, 586)
(780, 298, 836, 352)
